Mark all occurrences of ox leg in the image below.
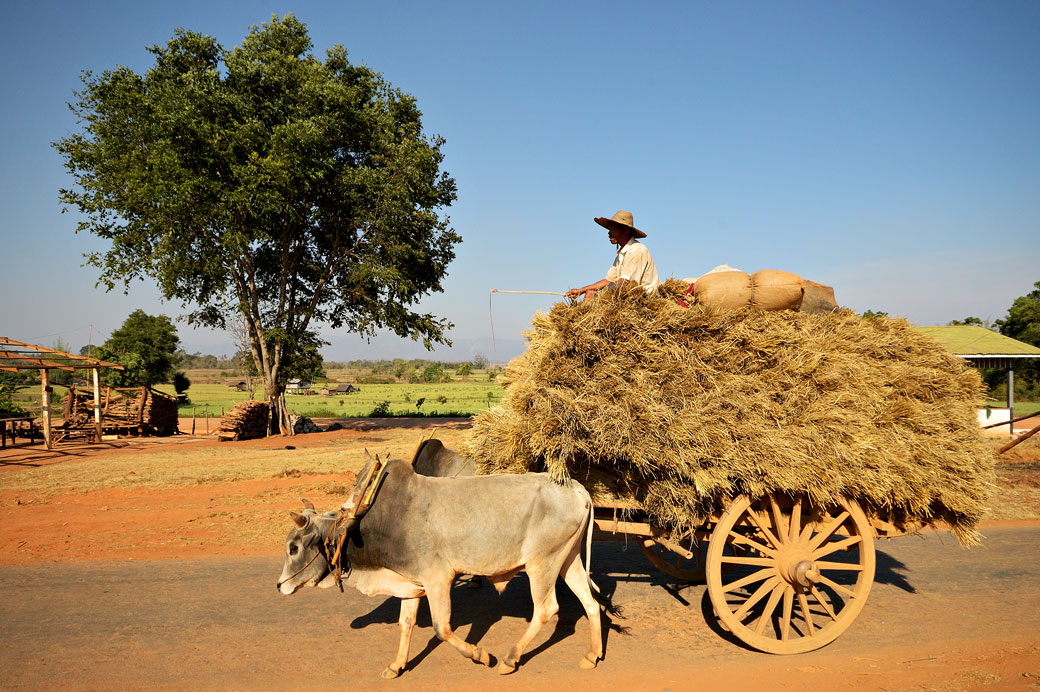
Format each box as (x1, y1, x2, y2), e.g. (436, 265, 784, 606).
(497, 562, 560, 675)
(426, 579, 492, 667)
(381, 597, 419, 679)
(561, 552, 603, 669)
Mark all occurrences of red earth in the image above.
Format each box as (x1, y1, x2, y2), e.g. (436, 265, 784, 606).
(1, 417, 1039, 691)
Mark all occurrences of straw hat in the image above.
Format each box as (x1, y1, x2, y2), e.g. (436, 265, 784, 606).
(594, 210, 646, 238)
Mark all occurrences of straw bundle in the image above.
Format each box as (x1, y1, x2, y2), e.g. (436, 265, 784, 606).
(461, 280, 994, 545)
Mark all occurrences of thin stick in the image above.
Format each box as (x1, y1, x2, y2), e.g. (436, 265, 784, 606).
(998, 421, 1040, 455)
(489, 289, 569, 367)
(981, 411, 1039, 430)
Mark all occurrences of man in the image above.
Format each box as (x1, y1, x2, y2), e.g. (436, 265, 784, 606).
(566, 210, 660, 301)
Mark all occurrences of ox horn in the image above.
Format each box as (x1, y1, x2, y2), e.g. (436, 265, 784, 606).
(300, 498, 315, 510)
(290, 511, 308, 528)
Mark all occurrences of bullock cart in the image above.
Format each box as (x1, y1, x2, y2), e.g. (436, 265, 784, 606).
(590, 492, 914, 655)
(463, 283, 993, 657)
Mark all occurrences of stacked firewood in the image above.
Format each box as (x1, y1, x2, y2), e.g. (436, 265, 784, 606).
(217, 400, 270, 441)
(62, 386, 179, 436)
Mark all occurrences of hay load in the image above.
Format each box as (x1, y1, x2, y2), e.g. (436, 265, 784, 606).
(461, 280, 994, 545)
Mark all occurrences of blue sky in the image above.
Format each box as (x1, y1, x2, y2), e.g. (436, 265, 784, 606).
(1, 1, 1037, 362)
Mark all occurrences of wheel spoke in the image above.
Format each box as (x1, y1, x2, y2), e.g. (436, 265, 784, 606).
(720, 555, 775, 567)
(753, 581, 787, 635)
(733, 575, 782, 620)
(728, 531, 777, 557)
(815, 560, 863, 572)
(768, 495, 788, 545)
(808, 584, 838, 621)
(812, 535, 862, 559)
(789, 495, 802, 543)
(817, 574, 857, 599)
(722, 567, 776, 594)
(780, 585, 794, 641)
(745, 507, 785, 551)
(806, 510, 850, 552)
(796, 589, 815, 635)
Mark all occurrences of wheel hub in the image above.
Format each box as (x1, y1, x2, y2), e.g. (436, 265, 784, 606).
(779, 550, 818, 587)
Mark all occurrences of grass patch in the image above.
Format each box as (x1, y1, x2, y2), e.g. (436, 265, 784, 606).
(147, 381, 505, 418)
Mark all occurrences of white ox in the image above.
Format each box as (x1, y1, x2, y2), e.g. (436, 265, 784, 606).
(276, 458, 611, 678)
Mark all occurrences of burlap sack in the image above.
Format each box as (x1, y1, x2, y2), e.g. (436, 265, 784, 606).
(693, 270, 752, 308)
(750, 270, 804, 310)
(800, 280, 839, 314)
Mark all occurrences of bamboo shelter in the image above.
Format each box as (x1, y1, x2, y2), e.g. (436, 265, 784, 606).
(461, 280, 995, 546)
(0, 336, 126, 449)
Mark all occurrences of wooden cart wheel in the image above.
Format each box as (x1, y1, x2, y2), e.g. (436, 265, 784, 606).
(639, 531, 711, 582)
(706, 493, 875, 654)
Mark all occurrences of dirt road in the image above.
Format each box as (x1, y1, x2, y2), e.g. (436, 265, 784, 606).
(2, 526, 1038, 691)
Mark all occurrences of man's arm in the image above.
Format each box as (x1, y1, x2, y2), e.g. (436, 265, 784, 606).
(566, 278, 613, 300)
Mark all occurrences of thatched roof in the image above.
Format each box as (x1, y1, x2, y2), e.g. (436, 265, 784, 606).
(461, 280, 995, 545)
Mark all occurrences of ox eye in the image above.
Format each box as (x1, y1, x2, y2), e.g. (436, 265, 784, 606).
(289, 544, 298, 555)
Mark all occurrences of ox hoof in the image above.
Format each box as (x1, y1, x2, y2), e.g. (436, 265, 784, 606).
(380, 665, 402, 679)
(472, 647, 491, 667)
(578, 654, 599, 670)
(496, 660, 517, 675)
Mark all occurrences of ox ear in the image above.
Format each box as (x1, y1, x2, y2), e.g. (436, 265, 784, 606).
(364, 448, 374, 463)
(300, 498, 315, 510)
(290, 512, 309, 529)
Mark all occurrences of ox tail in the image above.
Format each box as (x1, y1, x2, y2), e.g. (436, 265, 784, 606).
(582, 491, 624, 620)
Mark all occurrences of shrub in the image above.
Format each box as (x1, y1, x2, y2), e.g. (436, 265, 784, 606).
(369, 401, 392, 417)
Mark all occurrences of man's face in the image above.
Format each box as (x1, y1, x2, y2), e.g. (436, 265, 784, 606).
(608, 226, 630, 246)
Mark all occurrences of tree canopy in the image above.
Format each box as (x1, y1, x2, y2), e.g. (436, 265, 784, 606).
(996, 280, 1040, 348)
(54, 14, 459, 429)
(93, 310, 180, 387)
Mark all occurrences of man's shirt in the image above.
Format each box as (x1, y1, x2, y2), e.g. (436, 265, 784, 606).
(605, 239, 661, 291)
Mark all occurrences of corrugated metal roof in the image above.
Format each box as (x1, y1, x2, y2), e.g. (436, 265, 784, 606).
(914, 325, 1040, 357)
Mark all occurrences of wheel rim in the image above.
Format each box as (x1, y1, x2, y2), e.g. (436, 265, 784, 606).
(706, 493, 875, 654)
(639, 530, 711, 582)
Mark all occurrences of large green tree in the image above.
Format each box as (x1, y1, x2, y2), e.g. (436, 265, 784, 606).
(54, 15, 459, 431)
(94, 310, 180, 387)
(996, 280, 1040, 398)
(996, 281, 1040, 348)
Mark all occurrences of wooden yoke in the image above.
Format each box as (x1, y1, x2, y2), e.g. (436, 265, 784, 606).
(407, 432, 436, 468)
(327, 450, 391, 589)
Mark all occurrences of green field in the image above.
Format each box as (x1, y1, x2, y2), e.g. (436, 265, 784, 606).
(8, 374, 1038, 421)
(155, 380, 505, 418)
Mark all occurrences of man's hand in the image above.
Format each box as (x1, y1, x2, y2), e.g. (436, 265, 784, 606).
(566, 287, 597, 301)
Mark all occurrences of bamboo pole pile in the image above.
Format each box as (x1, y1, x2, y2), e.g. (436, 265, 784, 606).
(217, 400, 270, 441)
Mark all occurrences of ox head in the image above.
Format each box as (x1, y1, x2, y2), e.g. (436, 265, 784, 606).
(276, 499, 347, 595)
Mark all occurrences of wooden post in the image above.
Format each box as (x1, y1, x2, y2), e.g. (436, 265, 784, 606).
(40, 368, 52, 450)
(1007, 367, 1015, 436)
(92, 368, 102, 442)
(191, 407, 196, 435)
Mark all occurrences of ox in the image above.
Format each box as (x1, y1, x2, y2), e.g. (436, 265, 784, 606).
(276, 458, 609, 678)
(412, 438, 476, 478)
